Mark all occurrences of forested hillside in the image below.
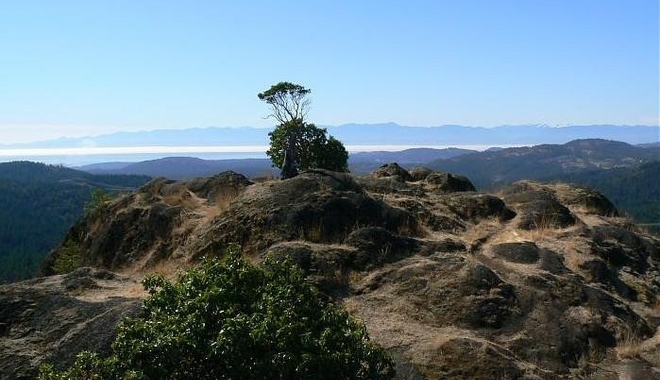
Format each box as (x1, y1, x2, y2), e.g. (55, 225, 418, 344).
(549, 161, 660, 232)
(428, 139, 659, 190)
(426, 140, 659, 230)
(0, 162, 150, 283)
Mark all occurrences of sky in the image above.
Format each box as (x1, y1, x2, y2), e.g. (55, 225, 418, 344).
(0, 0, 658, 144)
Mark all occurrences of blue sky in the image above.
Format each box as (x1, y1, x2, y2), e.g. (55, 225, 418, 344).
(0, 0, 658, 143)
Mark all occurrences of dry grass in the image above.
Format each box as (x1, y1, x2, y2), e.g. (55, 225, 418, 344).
(615, 328, 659, 361)
(162, 190, 202, 210)
(143, 257, 190, 280)
(616, 337, 644, 361)
(213, 189, 242, 212)
(513, 212, 561, 242)
(251, 173, 278, 183)
(460, 219, 503, 252)
(299, 221, 326, 243)
(75, 276, 146, 302)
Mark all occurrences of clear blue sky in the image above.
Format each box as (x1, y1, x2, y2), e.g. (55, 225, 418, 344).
(0, 0, 658, 143)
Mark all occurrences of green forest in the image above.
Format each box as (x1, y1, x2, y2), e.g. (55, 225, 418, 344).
(0, 161, 150, 283)
(550, 161, 660, 232)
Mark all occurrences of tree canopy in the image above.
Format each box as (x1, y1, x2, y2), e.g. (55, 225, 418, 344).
(39, 248, 395, 380)
(258, 82, 349, 176)
(257, 82, 311, 124)
(267, 120, 349, 173)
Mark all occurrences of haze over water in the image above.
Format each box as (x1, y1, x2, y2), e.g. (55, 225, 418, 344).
(0, 144, 516, 166)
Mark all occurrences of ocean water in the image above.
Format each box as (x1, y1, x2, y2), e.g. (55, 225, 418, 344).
(0, 144, 515, 167)
(0, 146, 270, 166)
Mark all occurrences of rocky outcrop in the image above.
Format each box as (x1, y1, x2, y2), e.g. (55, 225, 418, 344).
(0, 268, 141, 380)
(185, 169, 421, 259)
(10, 165, 660, 380)
(186, 171, 254, 204)
(372, 163, 414, 182)
(424, 171, 476, 193)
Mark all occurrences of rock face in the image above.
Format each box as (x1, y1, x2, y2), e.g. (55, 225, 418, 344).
(0, 268, 141, 380)
(6, 165, 660, 380)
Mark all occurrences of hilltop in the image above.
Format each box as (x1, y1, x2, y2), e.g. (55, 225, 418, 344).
(2, 165, 660, 379)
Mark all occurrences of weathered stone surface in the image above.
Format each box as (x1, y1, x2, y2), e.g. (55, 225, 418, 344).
(371, 163, 414, 182)
(186, 171, 253, 203)
(408, 166, 433, 181)
(501, 181, 577, 230)
(14, 170, 660, 380)
(441, 193, 516, 223)
(195, 170, 421, 258)
(424, 171, 476, 193)
(491, 241, 541, 263)
(0, 269, 141, 380)
(552, 182, 619, 216)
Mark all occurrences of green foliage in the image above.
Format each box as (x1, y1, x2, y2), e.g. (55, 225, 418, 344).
(52, 240, 84, 274)
(267, 120, 349, 172)
(427, 141, 660, 190)
(0, 161, 150, 283)
(38, 352, 117, 380)
(556, 161, 660, 232)
(258, 82, 349, 174)
(38, 248, 395, 380)
(258, 82, 311, 124)
(85, 188, 113, 215)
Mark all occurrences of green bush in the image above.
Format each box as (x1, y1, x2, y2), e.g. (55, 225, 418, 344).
(39, 247, 394, 380)
(267, 120, 349, 173)
(84, 188, 112, 215)
(52, 240, 83, 274)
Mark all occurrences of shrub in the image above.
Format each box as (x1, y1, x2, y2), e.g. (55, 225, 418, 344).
(52, 240, 83, 274)
(84, 188, 112, 215)
(267, 120, 349, 173)
(39, 247, 394, 380)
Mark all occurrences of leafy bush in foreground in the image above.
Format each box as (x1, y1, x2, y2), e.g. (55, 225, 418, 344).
(39, 248, 394, 380)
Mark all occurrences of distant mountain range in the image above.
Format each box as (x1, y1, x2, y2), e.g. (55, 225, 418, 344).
(426, 139, 660, 190)
(348, 147, 476, 174)
(78, 139, 659, 181)
(3, 123, 658, 149)
(80, 158, 278, 179)
(331, 123, 659, 146)
(76, 139, 659, 231)
(79, 148, 477, 179)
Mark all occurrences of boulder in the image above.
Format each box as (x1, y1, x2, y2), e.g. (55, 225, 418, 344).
(491, 242, 540, 264)
(442, 193, 516, 223)
(501, 182, 576, 230)
(424, 172, 476, 193)
(186, 171, 253, 204)
(408, 166, 433, 181)
(371, 163, 413, 182)
(552, 183, 618, 216)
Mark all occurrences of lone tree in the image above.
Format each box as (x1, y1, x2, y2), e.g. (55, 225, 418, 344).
(258, 82, 348, 177)
(257, 81, 311, 125)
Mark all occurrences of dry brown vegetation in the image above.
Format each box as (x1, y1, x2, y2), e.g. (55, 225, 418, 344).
(14, 169, 660, 380)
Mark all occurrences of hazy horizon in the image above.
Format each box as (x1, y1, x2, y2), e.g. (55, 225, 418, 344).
(1, 1, 657, 144)
(2, 122, 659, 146)
(0, 143, 527, 167)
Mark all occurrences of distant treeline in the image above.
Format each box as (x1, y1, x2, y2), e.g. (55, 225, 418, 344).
(0, 162, 150, 283)
(551, 161, 660, 232)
